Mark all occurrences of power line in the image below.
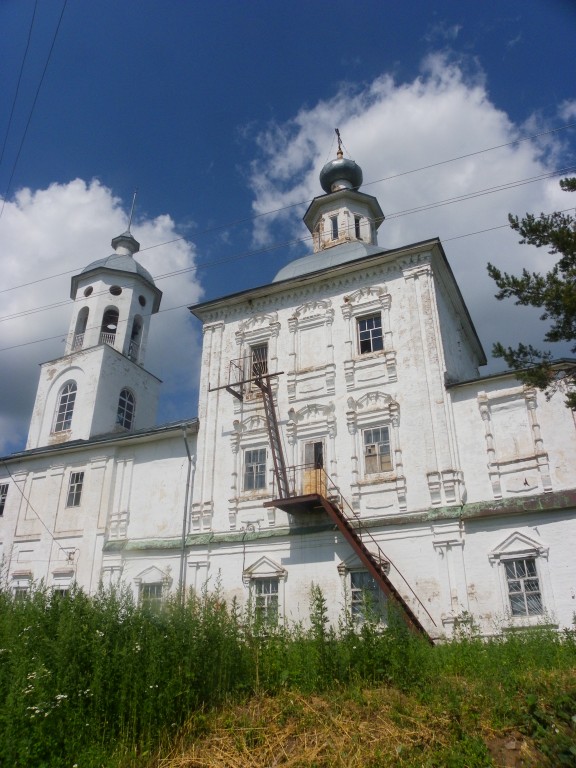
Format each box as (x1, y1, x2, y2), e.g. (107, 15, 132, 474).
(0, 0, 69, 221)
(2, 203, 575, 356)
(1, 119, 575, 296)
(0, 0, 38, 172)
(0, 162, 573, 329)
(2, 461, 71, 557)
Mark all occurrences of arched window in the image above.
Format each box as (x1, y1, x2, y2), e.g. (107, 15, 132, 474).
(116, 389, 135, 429)
(73, 307, 89, 351)
(128, 316, 142, 361)
(54, 382, 77, 432)
(100, 307, 119, 346)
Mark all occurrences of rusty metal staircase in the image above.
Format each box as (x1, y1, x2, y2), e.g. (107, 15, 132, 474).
(265, 469, 435, 643)
(254, 375, 290, 500)
(215, 358, 435, 642)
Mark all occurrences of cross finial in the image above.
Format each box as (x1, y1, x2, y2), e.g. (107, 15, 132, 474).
(127, 189, 138, 232)
(335, 128, 343, 158)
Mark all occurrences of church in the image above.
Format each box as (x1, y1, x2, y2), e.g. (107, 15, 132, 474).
(1, 147, 575, 641)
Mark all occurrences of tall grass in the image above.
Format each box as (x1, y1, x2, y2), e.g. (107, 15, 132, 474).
(0, 583, 574, 767)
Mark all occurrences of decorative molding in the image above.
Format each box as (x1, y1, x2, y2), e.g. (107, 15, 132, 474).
(477, 388, 552, 500)
(286, 402, 336, 444)
(242, 555, 287, 586)
(488, 531, 549, 564)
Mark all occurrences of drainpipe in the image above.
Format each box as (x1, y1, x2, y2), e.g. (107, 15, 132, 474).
(179, 425, 196, 602)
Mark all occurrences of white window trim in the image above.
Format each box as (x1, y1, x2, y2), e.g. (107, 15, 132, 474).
(242, 446, 268, 495)
(242, 556, 287, 625)
(489, 532, 554, 627)
(53, 380, 77, 433)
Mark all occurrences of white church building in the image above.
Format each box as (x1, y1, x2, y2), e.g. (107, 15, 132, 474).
(1, 149, 575, 640)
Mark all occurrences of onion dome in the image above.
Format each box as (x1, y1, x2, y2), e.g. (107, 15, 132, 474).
(319, 148, 363, 193)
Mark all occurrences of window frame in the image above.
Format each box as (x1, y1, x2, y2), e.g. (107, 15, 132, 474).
(349, 569, 387, 625)
(116, 388, 135, 429)
(504, 557, 543, 617)
(252, 577, 279, 625)
(330, 214, 338, 240)
(0, 483, 8, 516)
(243, 447, 267, 492)
(363, 426, 392, 475)
(139, 582, 164, 612)
(54, 381, 77, 433)
(249, 342, 268, 379)
(66, 471, 84, 508)
(357, 314, 384, 355)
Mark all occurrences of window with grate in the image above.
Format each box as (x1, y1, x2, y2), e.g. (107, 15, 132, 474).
(117, 389, 135, 429)
(54, 382, 77, 432)
(505, 558, 543, 616)
(0, 483, 8, 516)
(363, 427, 392, 474)
(253, 577, 279, 625)
(250, 343, 268, 378)
(66, 471, 84, 507)
(243, 448, 267, 491)
(357, 314, 384, 354)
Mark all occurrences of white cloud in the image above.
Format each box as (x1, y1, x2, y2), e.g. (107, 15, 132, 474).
(0, 179, 201, 454)
(249, 54, 574, 379)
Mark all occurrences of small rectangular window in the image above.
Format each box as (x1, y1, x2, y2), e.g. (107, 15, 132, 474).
(0, 483, 8, 516)
(66, 471, 84, 507)
(363, 427, 392, 474)
(357, 315, 384, 354)
(350, 570, 386, 623)
(354, 215, 362, 239)
(330, 215, 338, 240)
(253, 577, 279, 624)
(505, 558, 543, 616)
(244, 448, 267, 491)
(14, 586, 29, 601)
(139, 583, 163, 611)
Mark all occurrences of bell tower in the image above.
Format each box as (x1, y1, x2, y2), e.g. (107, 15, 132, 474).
(26, 229, 163, 450)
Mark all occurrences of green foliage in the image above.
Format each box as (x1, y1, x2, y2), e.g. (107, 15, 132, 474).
(0, 585, 574, 767)
(487, 177, 576, 407)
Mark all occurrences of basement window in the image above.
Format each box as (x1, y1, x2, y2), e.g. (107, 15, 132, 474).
(253, 577, 279, 625)
(505, 558, 543, 617)
(350, 570, 386, 624)
(139, 583, 164, 612)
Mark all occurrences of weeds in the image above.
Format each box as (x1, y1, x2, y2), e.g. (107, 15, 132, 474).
(0, 583, 574, 767)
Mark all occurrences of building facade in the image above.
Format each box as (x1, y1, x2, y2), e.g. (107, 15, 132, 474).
(1, 152, 575, 639)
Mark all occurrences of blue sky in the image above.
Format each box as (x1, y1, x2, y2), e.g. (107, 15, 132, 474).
(1, 0, 575, 453)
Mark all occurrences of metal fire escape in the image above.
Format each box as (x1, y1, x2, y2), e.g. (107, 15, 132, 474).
(213, 357, 435, 643)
